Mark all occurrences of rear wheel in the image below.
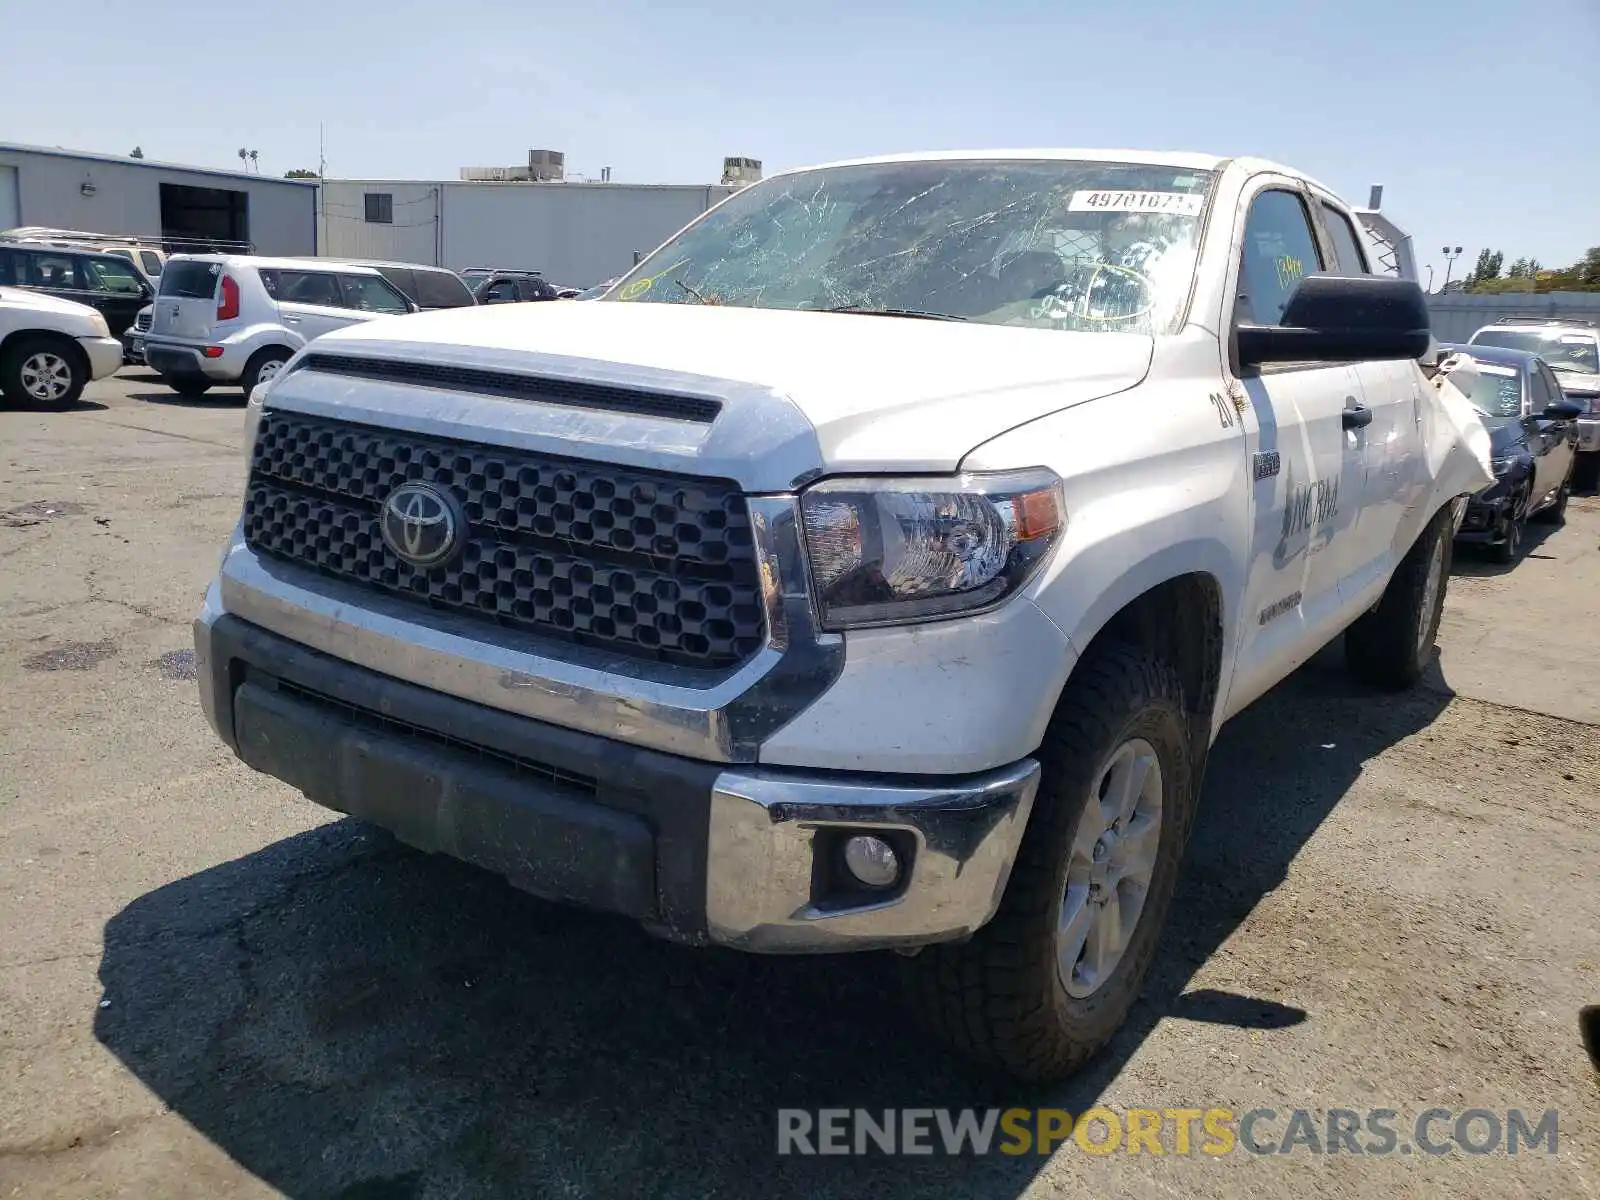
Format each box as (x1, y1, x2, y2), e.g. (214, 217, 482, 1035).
(241, 347, 291, 402)
(903, 643, 1194, 1081)
(1345, 504, 1453, 690)
(0, 336, 86, 411)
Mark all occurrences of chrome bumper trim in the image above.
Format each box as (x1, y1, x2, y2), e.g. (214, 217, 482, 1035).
(211, 495, 842, 763)
(704, 758, 1041, 952)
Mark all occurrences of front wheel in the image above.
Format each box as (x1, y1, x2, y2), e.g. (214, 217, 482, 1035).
(1488, 487, 1527, 564)
(0, 337, 86, 411)
(241, 348, 291, 402)
(903, 643, 1194, 1081)
(1345, 503, 1453, 690)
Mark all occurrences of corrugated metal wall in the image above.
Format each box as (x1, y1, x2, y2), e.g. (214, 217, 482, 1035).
(1427, 292, 1600, 343)
(317, 181, 736, 288)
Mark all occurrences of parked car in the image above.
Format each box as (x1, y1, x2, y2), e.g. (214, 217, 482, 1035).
(193, 149, 1492, 1081)
(144, 255, 422, 400)
(122, 303, 154, 364)
(1467, 317, 1600, 490)
(0, 242, 155, 337)
(0, 285, 123, 409)
(1437, 344, 1583, 560)
(470, 270, 567, 304)
(300, 259, 477, 311)
(1, 226, 168, 290)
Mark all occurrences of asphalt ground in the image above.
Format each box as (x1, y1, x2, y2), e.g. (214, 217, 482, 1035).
(1, 370, 1597, 1199)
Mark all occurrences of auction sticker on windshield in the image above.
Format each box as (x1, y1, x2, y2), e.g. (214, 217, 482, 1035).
(1068, 191, 1205, 215)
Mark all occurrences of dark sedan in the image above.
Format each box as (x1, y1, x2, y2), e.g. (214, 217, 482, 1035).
(1441, 343, 1585, 561)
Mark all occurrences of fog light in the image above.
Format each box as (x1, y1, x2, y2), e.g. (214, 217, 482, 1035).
(842, 835, 900, 889)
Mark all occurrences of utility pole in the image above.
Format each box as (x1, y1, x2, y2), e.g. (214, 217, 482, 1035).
(319, 123, 326, 179)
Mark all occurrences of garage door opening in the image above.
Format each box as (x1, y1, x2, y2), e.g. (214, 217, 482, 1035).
(159, 183, 250, 252)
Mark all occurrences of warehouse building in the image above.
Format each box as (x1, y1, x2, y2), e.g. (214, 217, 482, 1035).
(318, 178, 741, 289)
(0, 143, 317, 255)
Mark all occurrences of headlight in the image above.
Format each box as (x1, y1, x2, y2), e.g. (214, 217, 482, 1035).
(798, 470, 1065, 630)
(90, 312, 109, 336)
(1489, 455, 1516, 475)
(242, 389, 267, 466)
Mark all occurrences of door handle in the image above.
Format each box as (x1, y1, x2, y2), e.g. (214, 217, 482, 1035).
(283, 316, 301, 324)
(1343, 404, 1373, 430)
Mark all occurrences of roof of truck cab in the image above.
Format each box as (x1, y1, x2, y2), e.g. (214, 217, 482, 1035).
(767, 149, 1340, 201)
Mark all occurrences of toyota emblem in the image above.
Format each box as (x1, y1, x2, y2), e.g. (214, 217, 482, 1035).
(379, 482, 463, 568)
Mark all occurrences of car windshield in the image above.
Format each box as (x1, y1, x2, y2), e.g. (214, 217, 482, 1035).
(1469, 329, 1600, 374)
(604, 159, 1216, 334)
(1456, 360, 1524, 419)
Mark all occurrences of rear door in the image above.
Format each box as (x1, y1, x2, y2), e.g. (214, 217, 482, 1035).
(152, 259, 222, 339)
(264, 268, 359, 340)
(81, 254, 152, 336)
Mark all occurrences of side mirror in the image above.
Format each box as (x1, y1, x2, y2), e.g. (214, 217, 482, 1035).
(1237, 275, 1432, 368)
(1543, 399, 1585, 421)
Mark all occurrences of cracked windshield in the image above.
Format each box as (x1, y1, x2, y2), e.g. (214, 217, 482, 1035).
(607, 159, 1214, 334)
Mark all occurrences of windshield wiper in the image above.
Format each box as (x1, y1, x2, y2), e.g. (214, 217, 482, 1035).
(822, 305, 968, 322)
(1547, 362, 1594, 374)
(675, 278, 708, 304)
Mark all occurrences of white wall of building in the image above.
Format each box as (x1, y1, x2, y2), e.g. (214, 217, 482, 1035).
(0, 144, 317, 254)
(318, 180, 738, 287)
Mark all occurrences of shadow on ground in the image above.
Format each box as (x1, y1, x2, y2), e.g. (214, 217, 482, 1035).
(129, 389, 247, 409)
(1, 399, 108, 413)
(1450, 519, 1563, 577)
(95, 641, 1452, 1199)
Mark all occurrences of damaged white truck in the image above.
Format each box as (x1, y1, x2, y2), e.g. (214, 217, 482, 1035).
(195, 150, 1491, 1080)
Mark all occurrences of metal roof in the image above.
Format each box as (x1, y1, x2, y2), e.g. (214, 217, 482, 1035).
(0, 142, 317, 187)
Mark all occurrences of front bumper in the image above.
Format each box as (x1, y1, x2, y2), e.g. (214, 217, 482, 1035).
(1455, 473, 1518, 543)
(79, 336, 124, 381)
(195, 595, 1040, 954)
(121, 328, 147, 364)
(1578, 417, 1599, 455)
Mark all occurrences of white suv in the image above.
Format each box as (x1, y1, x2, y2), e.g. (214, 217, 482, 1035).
(1468, 316, 1600, 488)
(0, 285, 123, 410)
(144, 255, 421, 400)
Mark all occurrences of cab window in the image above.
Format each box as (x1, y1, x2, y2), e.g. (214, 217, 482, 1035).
(24, 252, 84, 290)
(1319, 203, 1370, 275)
(1237, 189, 1324, 324)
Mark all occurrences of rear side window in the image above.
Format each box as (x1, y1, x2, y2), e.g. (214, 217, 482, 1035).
(1320, 204, 1370, 275)
(26, 252, 84, 289)
(140, 251, 163, 275)
(0, 248, 16, 285)
(160, 260, 221, 299)
(413, 269, 475, 308)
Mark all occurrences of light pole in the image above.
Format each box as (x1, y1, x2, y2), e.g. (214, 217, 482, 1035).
(1441, 246, 1463, 290)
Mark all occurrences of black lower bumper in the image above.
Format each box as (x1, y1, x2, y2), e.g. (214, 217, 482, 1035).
(146, 346, 206, 381)
(201, 614, 721, 941)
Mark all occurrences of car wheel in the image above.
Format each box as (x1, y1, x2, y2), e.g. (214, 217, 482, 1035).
(1345, 503, 1453, 690)
(1488, 488, 1527, 564)
(241, 348, 291, 402)
(1532, 473, 1570, 525)
(166, 377, 212, 399)
(1574, 454, 1600, 494)
(0, 336, 87, 412)
(903, 642, 1194, 1081)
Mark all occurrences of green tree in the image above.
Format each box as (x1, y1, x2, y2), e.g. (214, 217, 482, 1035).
(1467, 248, 1504, 286)
(129, 146, 144, 159)
(283, 168, 320, 179)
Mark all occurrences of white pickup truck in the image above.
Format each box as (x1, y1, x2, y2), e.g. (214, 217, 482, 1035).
(195, 150, 1490, 1080)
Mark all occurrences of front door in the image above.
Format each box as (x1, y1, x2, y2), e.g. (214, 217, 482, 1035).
(1527, 360, 1575, 505)
(80, 254, 152, 336)
(1225, 184, 1368, 717)
(266, 268, 361, 341)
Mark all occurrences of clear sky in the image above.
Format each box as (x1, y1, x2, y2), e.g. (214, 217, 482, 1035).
(4, 0, 1596, 284)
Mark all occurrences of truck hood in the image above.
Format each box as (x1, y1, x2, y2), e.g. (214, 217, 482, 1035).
(287, 302, 1152, 490)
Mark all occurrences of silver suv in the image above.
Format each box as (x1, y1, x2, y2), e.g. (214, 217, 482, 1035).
(1468, 316, 1600, 488)
(144, 255, 424, 400)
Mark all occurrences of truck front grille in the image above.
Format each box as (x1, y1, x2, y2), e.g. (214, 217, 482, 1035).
(134, 310, 152, 332)
(241, 410, 766, 670)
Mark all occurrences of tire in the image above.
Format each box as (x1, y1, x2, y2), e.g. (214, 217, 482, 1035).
(1574, 453, 1600, 494)
(903, 643, 1195, 1081)
(1344, 503, 1453, 690)
(1488, 486, 1527, 564)
(241, 347, 292, 402)
(1533, 471, 1571, 525)
(0, 335, 87, 411)
(167, 377, 212, 399)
